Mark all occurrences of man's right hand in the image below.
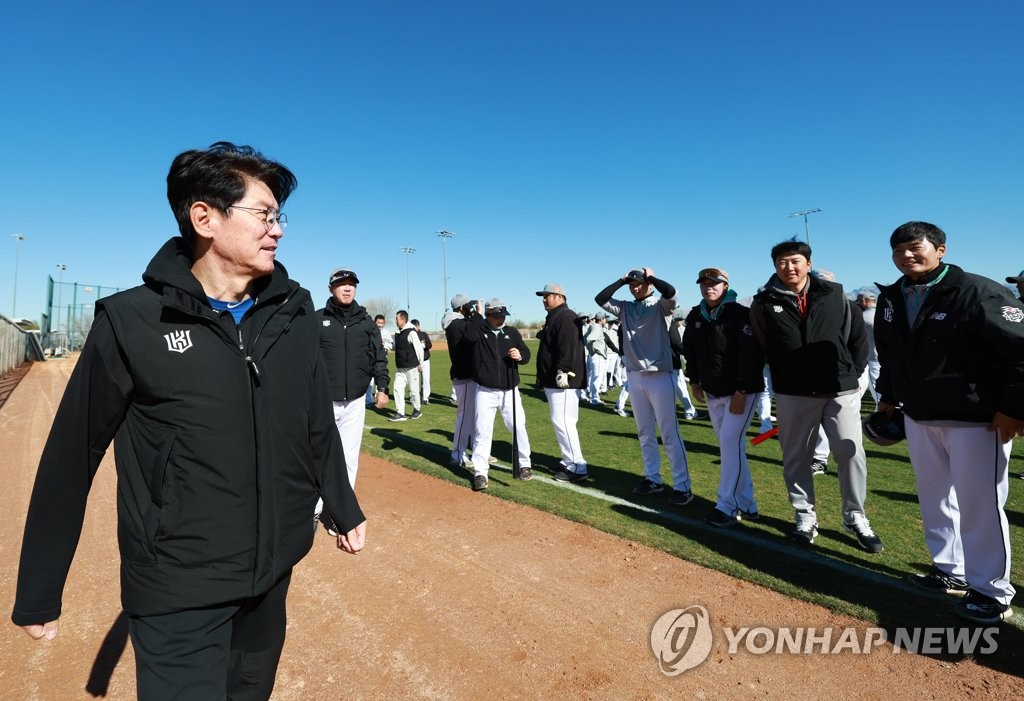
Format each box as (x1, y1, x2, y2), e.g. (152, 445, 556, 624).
(21, 620, 59, 641)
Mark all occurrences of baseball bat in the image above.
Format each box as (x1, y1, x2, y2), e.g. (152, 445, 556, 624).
(750, 426, 779, 445)
(509, 350, 520, 479)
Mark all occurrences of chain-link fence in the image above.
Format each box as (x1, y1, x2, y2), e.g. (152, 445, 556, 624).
(45, 276, 124, 356)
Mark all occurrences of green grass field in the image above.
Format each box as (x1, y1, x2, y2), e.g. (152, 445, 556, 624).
(362, 340, 1024, 672)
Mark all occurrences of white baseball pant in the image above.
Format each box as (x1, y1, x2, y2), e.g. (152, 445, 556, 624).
(544, 387, 587, 473)
(450, 379, 477, 463)
(420, 358, 431, 401)
(471, 385, 531, 476)
(627, 370, 691, 491)
(904, 415, 1015, 604)
(393, 367, 421, 416)
(706, 393, 758, 515)
(673, 369, 696, 417)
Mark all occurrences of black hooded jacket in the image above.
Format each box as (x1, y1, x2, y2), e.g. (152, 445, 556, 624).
(13, 237, 364, 625)
(535, 304, 585, 389)
(317, 297, 390, 401)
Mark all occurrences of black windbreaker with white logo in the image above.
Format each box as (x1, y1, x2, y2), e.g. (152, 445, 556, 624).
(13, 237, 364, 624)
(874, 264, 1024, 422)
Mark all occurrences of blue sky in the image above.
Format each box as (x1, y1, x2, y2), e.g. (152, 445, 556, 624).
(3, 0, 1022, 329)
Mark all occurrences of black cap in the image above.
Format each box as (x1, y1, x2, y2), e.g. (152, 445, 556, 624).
(329, 268, 359, 286)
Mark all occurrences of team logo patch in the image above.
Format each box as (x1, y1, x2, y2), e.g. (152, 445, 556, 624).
(1002, 306, 1024, 323)
(929, 312, 947, 321)
(693, 321, 702, 329)
(772, 305, 783, 313)
(883, 307, 893, 323)
(742, 323, 753, 336)
(322, 320, 331, 326)
(163, 330, 194, 354)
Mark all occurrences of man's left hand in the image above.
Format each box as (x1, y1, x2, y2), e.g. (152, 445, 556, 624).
(374, 390, 388, 409)
(337, 520, 367, 554)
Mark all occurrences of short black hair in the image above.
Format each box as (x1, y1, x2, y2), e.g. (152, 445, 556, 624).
(411, 319, 420, 326)
(889, 221, 946, 250)
(166, 141, 297, 250)
(374, 314, 385, 322)
(396, 310, 409, 323)
(771, 237, 812, 263)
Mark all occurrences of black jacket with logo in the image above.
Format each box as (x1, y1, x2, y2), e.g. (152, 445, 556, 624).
(468, 319, 531, 390)
(535, 304, 585, 389)
(13, 237, 364, 625)
(417, 330, 432, 361)
(445, 312, 478, 381)
(749, 275, 866, 396)
(317, 298, 389, 401)
(875, 264, 1024, 422)
(393, 327, 421, 370)
(682, 302, 765, 397)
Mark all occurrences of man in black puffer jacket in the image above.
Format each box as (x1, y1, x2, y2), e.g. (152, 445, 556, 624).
(749, 238, 881, 554)
(318, 267, 390, 487)
(12, 142, 366, 700)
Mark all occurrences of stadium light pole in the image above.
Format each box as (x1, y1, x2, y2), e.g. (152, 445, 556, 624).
(400, 246, 416, 311)
(787, 208, 822, 246)
(56, 264, 67, 340)
(437, 230, 455, 312)
(11, 233, 25, 317)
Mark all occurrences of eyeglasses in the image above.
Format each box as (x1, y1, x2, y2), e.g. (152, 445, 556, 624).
(228, 206, 288, 231)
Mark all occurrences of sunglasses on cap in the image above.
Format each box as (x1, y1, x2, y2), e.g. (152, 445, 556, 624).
(696, 268, 728, 284)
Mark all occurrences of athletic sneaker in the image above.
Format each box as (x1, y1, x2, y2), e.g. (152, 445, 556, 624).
(906, 569, 970, 597)
(791, 522, 818, 545)
(515, 466, 533, 481)
(553, 469, 589, 484)
(706, 509, 737, 528)
(614, 408, 629, 417)
(843, 514, 884, 553)
(737, 509, 760, 522)
(632, 478, 664, 496)
(667, 489, 694, 506)
(410, 410, 423, 420)
(955, 590, 1013, 624)
(472, 474, 488, 491)
(810, 459, 827, 476)
(388, 414, 407, 422)
(487, 456, 498, 465)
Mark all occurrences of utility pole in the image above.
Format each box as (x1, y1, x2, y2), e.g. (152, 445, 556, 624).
(787, 208, 822, 246)
(56, 264, 67, 352)
(11, 234, 25, 317)
(399, 246, 416, 311)
(437, 230, 455, 313)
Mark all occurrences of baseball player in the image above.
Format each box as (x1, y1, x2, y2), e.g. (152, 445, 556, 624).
(583, 313, 610, 404)
(683, 267, 764, 527)
(441, 295, 464, 404)
(669, 315, 699, 420)
(445, 295, 480, 466)
(749, 239, 882, 552)
(412, 319, 432, 403)
(467, 299, 532, 490)
(1006, 269, 1024, 301)
(596, 267, 694, 505)
(317, 268, 389, 487)
(876, 221, 1024, 624)
(856, 290, 880, 408)
(389, 310, 423, 421)
(365, 314, 393, 406)
(535, 283, 588, 482)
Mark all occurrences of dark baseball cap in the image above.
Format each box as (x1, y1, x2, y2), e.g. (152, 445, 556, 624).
(1006, 269, 1024, 284)
(329, 268, 359, 286)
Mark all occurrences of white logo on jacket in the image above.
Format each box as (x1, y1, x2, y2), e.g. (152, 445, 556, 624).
(164, 330, 194, 353)
(323, 320, 331, 326)
(929, 312, 947, 321)
(1002, 306, 1024, 323)
(772, 305, 783, 313)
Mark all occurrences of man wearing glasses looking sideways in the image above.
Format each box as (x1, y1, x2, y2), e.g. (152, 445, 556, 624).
(12, 142, 366, 699)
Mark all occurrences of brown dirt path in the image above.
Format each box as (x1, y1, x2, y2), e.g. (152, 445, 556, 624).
(2, 358, 1021, 699)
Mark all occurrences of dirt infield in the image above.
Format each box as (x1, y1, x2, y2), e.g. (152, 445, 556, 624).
(2, 358, 1021, 699)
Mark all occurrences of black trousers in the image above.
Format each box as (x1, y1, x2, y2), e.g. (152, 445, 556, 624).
(128, 571, 292, 701)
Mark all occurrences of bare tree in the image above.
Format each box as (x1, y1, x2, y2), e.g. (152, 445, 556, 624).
(364, 297, 399, 321)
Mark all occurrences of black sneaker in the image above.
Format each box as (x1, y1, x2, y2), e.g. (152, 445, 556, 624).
(843, 515, 884, 553)
(632, 478, 664, 496)
(955, 590, 1013, 624)
(810, 460, 827, 476)
(410, 410, 423, 420)
(667, 489, 694, 506)
(906, 569, 970, 597)
(553, 469, 589, 484)
(737, 509, 760, 522)
(388, 414, 407, 422)
(515, 465, 533, 481)
(472, 474, 488, 491)
(706, 509, 737, 528)
(791, 522, 818, 545)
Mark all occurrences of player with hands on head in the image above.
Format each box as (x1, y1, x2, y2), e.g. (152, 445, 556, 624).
(596, 267, 694, 505)
(875, 221, 1024, 623)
